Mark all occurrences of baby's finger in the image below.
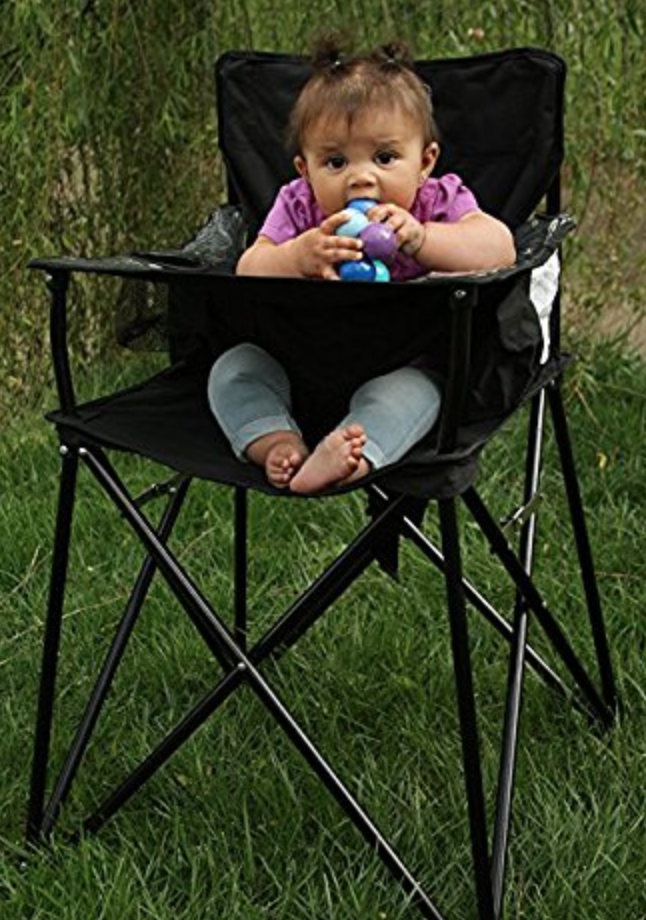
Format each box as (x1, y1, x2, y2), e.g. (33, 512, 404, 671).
(332, 236, 363, 257)
(387, 213, 408, 235)
(365, 204, 388, 223)
(320, 211, 352, 235)
(368, 203, 401, 224)
(321, 264, 340, 281)
(324, 249, 363, 269)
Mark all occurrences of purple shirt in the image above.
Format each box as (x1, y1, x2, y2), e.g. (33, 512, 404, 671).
(258, 174, 479, 281)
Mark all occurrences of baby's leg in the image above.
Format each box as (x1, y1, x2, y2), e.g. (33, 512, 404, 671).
(208, 343, 308, 487)
(289, 424, 368, 494)
(290, 367, 442, 495)
(344, 366, 442, 470)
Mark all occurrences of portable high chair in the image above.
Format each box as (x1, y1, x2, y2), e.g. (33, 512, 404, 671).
(27, 47, 617, 920)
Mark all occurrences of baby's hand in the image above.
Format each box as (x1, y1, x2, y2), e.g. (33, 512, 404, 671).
(366, 203, 426, 258)
(293, 211, 363, 280)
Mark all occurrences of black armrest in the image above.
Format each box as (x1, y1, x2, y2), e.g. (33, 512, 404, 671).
(412, 213, 575, 288)
(29, 204, 248, 281)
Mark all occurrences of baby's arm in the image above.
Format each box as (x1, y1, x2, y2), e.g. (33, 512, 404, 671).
(368, 204, 516, 273)
(236, 212, 362, 280)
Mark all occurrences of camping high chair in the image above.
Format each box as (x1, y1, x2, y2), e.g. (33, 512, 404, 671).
(26, 47, 617, 920)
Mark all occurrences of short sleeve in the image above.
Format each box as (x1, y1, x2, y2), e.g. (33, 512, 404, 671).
(415, 174, 480, 224)
(258, 179, 323, 243)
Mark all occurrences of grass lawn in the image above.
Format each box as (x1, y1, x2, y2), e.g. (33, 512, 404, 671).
(0, 342, 644, 920)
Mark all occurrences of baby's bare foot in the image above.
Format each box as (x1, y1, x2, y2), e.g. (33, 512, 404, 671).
(289, 424, 370, 494)
(266, 440, 309, 487)
(245, 431, 309, 488)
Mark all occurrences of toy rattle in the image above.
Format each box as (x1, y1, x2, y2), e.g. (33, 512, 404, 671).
(335, 199, 397, 282)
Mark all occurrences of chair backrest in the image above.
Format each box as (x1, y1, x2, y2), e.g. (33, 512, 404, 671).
(216, 47, 565, 233)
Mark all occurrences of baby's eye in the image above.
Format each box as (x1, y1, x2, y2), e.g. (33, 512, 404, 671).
(375, 150, 397, 166)
(325, 155, 346, 171)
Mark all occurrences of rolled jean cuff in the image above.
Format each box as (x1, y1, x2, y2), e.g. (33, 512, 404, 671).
(361, 438, 388, 470)
(230, 414, 302, 461)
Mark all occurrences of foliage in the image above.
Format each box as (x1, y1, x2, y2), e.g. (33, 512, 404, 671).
(1, 0, 645, 414)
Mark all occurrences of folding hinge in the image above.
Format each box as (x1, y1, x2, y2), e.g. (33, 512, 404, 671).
(134, 473, 186, 508)
(500, 492, 542, 539)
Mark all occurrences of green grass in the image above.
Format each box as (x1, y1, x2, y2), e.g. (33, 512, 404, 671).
(0, 342, 644, 919)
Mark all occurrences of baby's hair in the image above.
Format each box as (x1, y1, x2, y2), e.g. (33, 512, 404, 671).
(287, 35, 438, 156)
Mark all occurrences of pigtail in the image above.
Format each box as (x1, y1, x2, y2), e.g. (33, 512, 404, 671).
(310, 31, 354, 75)
(288, 33, 438, 156)
(373, 39, 436, 126)
(372, 39, 415, 71)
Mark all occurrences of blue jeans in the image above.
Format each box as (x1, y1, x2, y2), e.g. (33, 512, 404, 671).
(207, 343, 441, 469)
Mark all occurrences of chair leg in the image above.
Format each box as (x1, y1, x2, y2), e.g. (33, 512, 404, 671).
(547, 382, 618, 714)
(462, 488, 614, 726)
(234, 486, 247, 650)
(438, 498, 495, 920)
(27, 445, 79, 842)
(491, 390, 545, 913)
(38, 476, 191, 838)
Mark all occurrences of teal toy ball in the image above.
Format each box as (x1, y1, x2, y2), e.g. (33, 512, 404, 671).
(336, 210, 370, 238)
(346, 198, 378, 214)
(339, 259, 377, 282)
(372, 259, 391, 282)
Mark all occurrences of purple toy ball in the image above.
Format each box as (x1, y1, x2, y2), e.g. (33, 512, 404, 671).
(359, 222, 397, 263)
(339, 258, 377, 282)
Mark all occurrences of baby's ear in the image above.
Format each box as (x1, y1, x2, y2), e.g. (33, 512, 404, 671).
(294, 155, 309, 179)
(421, 142, 440, 179)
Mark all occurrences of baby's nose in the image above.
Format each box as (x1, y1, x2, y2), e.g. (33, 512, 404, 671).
(348, 166, 378, 189)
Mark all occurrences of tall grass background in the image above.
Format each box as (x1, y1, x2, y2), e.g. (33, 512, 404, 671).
(1, 0, 645, 418)
(1, 2, 645, 919)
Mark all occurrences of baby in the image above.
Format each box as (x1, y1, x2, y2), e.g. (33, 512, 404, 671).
(208, 39, 515, 493)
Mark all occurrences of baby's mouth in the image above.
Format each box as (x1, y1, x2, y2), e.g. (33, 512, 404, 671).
(345, 196, 379, 210)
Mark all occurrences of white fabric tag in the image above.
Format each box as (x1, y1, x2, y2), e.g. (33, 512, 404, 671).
(530, 252, 560, 363)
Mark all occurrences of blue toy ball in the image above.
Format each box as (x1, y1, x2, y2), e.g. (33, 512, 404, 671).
(335, 199, 395, 282)
(339, 259, 377, 282)
(336, 210, 370, 238)
(346, 197, 378, 214)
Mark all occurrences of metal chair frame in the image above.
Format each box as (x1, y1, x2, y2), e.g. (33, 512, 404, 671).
(25, 47, 618, 919)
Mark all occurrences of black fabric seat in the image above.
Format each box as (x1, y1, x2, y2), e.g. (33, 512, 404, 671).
(26, 47, 617, 920)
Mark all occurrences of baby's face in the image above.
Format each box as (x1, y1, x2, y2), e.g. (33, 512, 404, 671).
(294, 106, 438, 217)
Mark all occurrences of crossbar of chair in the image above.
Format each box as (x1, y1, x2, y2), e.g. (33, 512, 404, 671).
(368, 485, 575, 707)
(133, 472, 186, 508)
(76, 478, 411, 838)
(462, 487, 615, 727)
(72, 444, 449, 920)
